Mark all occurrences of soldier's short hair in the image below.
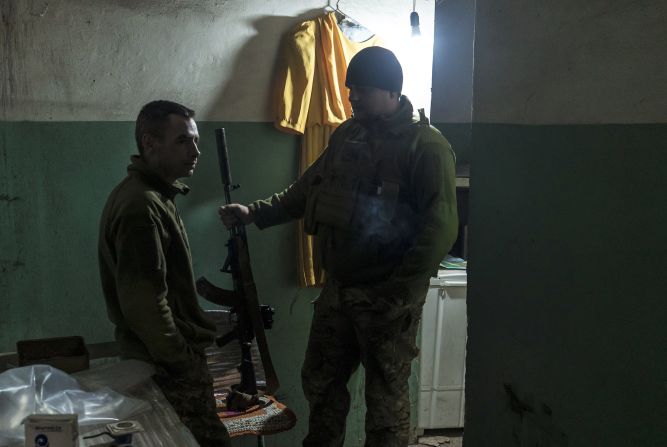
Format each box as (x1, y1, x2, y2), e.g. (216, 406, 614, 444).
(135, 100, 196, 154)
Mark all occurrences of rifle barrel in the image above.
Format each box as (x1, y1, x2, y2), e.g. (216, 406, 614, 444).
(215, 128, 233, 205)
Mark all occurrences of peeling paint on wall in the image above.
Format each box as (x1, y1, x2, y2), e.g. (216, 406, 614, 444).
(504, 383, 569, 447)
(1, 1, 18, 119)
(29, 1, 49, 18)
(106, 0, 234, 16)
(73, 0, 232, 17)
(1, 1, 45, 120)
(0, 258, 25, 271)
(0, 194, 20, 202)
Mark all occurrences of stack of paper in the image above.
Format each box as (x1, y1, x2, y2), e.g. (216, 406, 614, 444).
(440, 255, 467, 270)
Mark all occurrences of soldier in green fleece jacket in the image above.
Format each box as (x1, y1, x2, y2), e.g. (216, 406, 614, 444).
(98, 100, 230, 447)
(220, 47, 458, 447)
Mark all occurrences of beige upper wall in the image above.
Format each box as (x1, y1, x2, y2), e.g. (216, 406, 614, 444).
(472, 0, 667, 124)
(430, 0, 475, 123)
(0, 0, 435, 121)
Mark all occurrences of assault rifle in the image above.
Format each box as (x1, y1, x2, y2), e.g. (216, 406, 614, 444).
(196, 128, 279, 402)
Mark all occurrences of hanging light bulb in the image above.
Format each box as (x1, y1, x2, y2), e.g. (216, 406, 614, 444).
(410, 0, 421, 36)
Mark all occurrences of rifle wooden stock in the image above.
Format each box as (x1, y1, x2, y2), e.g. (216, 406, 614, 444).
(196, 277, 241, 308)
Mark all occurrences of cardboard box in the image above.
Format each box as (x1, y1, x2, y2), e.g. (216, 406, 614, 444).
(24, 414, 78, 447)
(17, 336, 89, 373)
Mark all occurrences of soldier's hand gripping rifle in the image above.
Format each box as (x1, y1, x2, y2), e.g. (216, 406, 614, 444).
(196, 128, 279, 403)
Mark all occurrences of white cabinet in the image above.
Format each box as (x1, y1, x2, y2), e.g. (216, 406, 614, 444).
(418, 270, 467, 429)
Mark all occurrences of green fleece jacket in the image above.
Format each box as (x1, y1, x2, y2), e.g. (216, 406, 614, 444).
(98, 156, 216, 373)
(250, 96, 458, 301)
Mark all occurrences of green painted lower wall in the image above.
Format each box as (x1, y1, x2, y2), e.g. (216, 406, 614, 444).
(1, 121, 135, 349)
(433, 122, 472, 166)
(465, 123, 667, 446)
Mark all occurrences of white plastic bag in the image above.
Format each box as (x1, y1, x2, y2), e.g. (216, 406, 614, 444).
(0, 364, 151, 446)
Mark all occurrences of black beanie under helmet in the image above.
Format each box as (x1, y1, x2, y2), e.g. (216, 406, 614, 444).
(345, 46, 403, 93)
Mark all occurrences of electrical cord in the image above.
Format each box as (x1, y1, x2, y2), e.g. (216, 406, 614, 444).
(83, 431, 113, 439)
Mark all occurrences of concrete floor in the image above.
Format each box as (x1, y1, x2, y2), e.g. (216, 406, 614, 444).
(410, 429, 464, 447)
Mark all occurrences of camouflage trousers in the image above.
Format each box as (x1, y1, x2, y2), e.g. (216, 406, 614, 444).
(153, 355, 231, 447)
(302, 281, 423, 447)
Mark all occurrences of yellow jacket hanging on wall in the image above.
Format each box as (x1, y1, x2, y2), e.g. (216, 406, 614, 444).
(273, 12, 381, 287)
(273, 11, 381, 134)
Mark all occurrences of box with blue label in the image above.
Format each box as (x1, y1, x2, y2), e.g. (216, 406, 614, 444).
(24, 414, 78, 447)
